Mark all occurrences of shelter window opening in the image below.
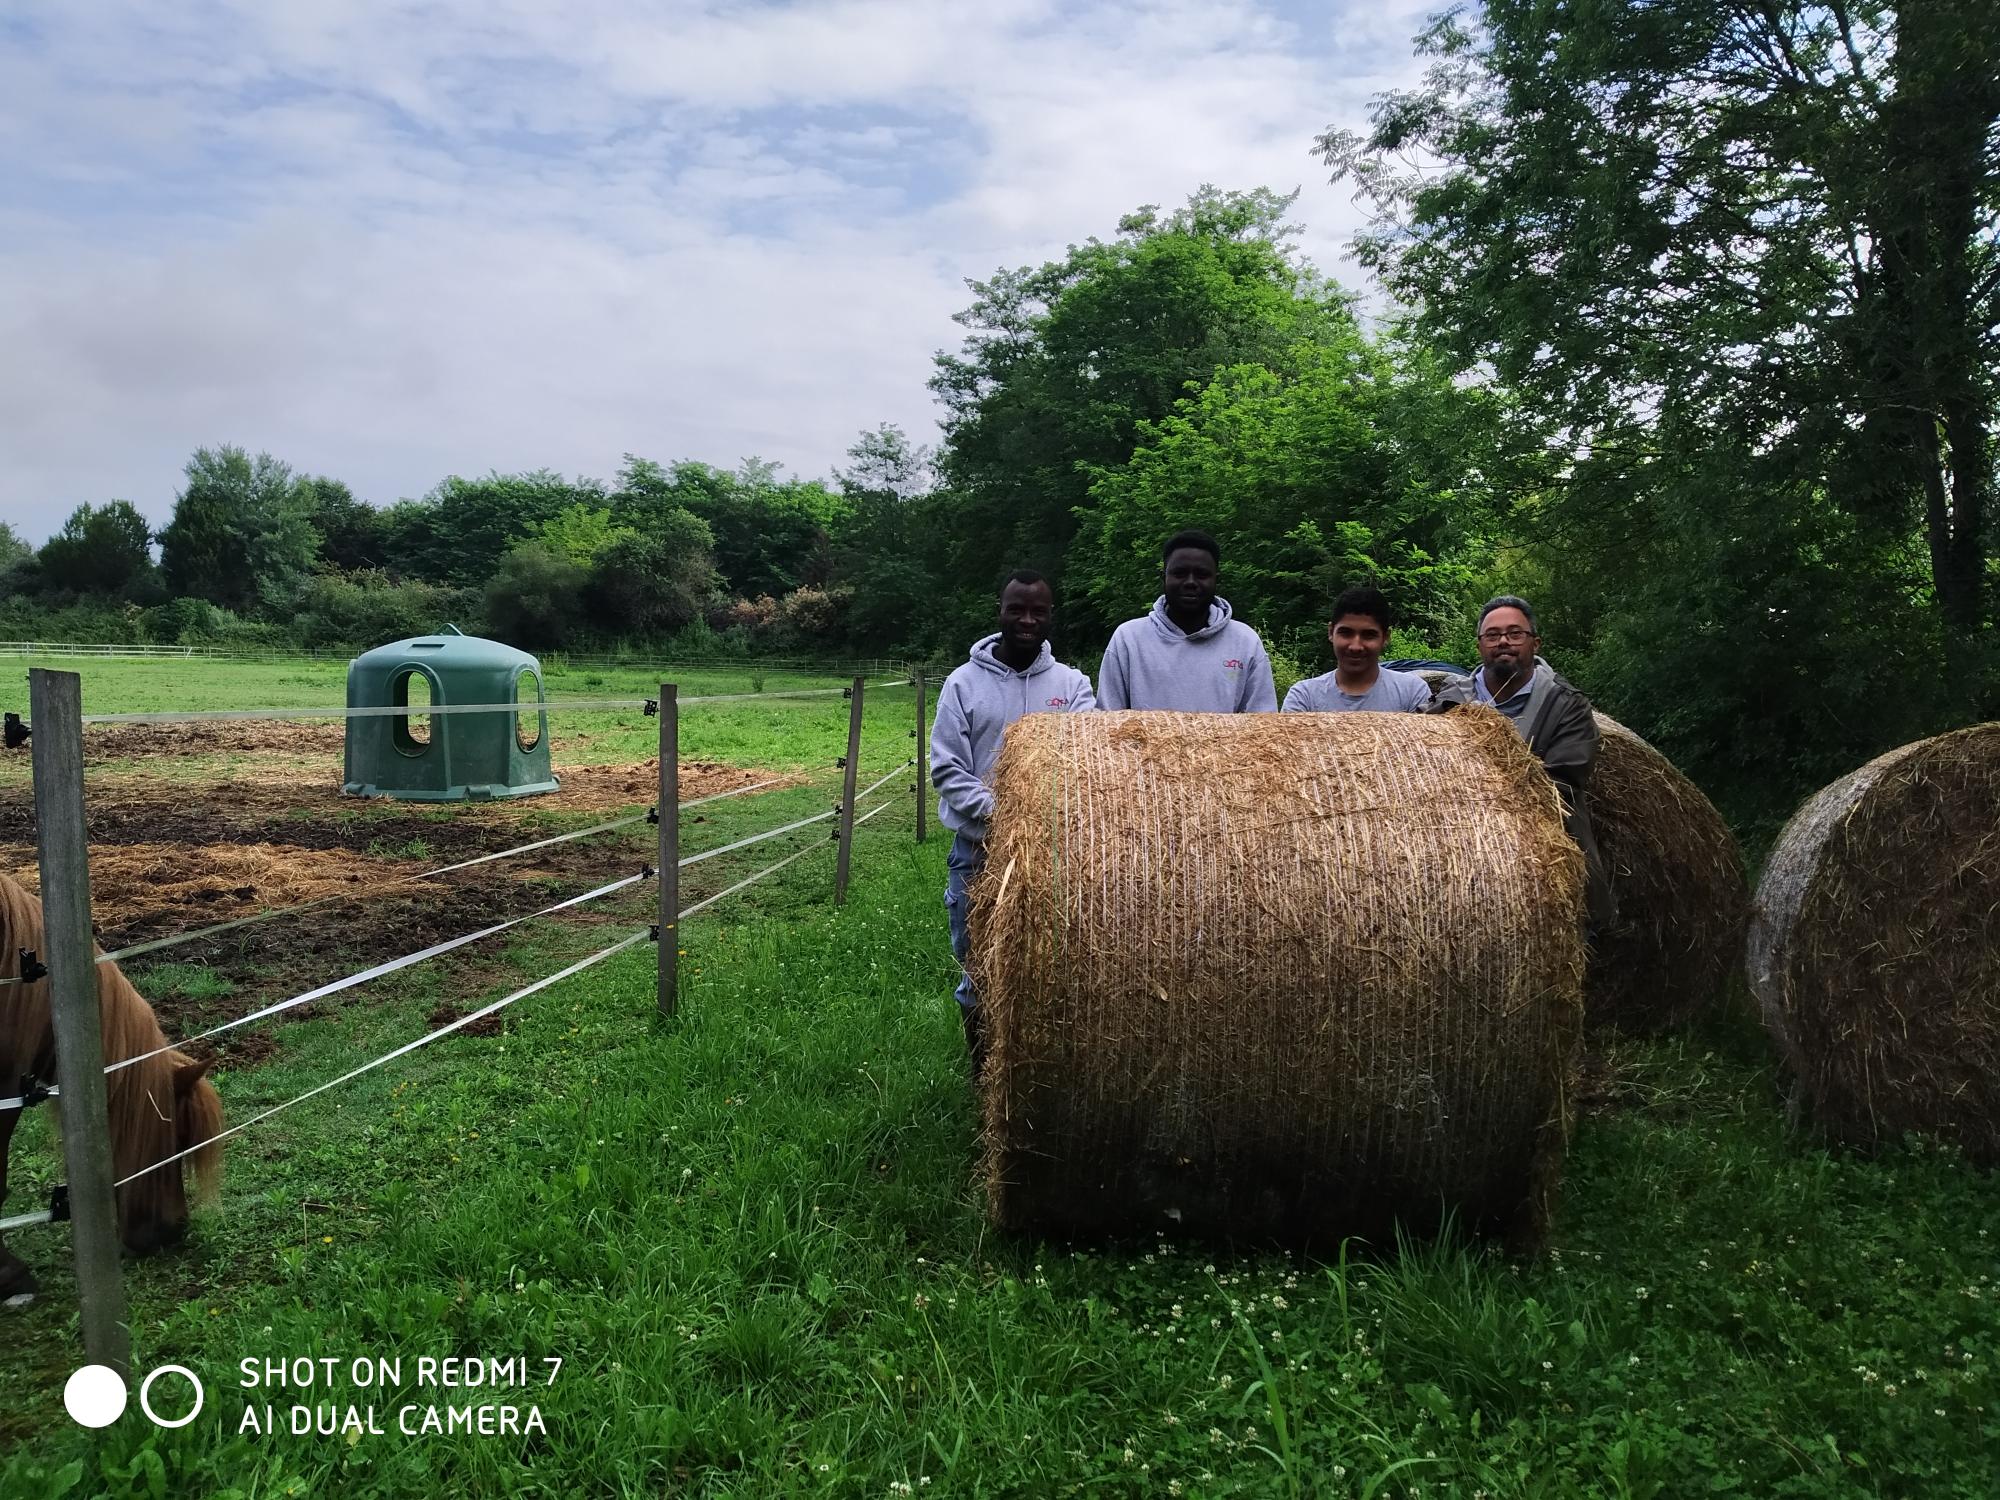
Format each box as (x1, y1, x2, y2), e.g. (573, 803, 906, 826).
(515, 669, 542, 752)
(393, 669, 433, 755)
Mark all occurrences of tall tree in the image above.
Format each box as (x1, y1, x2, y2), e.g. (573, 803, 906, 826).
(158, 447, 318, 612)
(1319, 0, 2000, 634)
(615, 457, 844, 600)
(829, 424, 951, 651)
(1075, 334, 1517, 664)
(392, 470, 605, 585)
(931, 186, 1350, 638)
(298, 476, 388, 573)
(36, 501, 158, 599)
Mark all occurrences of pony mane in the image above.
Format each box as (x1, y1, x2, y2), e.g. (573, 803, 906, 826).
(0, 871, 223, 1213)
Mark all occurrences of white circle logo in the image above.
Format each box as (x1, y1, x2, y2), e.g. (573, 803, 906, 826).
(63, 1364, 128, 1428)
(138, 1364, 205, 1428)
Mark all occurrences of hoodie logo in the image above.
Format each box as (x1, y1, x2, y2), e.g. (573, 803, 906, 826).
(1223, 658, 1243, 672)
(1046, 696, 1069, 707)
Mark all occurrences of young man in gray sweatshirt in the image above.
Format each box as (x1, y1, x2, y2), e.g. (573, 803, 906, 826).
(1281, 585, 1433, 713)
(930, 570, 1096, 1075)
(1096, 529, 1278, 712)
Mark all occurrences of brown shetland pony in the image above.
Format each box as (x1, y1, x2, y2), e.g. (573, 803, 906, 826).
(0, 871, 223, 1302)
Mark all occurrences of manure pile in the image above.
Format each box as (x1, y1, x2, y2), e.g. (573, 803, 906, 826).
(971, 707, 1586, 1245)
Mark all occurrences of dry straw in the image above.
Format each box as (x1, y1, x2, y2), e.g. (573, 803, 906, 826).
(970, 707, 1586, 1246)
(1586, 714, 1748, 1034)
(1747, 721, 2000, 1162)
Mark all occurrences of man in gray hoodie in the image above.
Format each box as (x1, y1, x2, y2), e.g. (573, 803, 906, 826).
(1097, 529, 1278, 712)
(931, 570, 1097, 1074)
(1427, 595, 1616, 930)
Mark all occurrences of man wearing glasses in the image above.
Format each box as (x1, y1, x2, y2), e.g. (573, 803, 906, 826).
(1430, 596, 1616, 931)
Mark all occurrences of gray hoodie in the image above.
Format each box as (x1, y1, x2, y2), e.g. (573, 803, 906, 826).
(930, 634, 1096, 841)
(1096, 596, 1277, 712)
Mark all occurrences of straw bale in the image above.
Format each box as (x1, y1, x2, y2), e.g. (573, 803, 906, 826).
(1585, 714, 1748, 1033)
(1747, 722, 2000, 1161)
(971, 707, 1586, 1246)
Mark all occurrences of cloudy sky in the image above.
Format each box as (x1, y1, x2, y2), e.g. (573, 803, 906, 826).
(0, 0, 1434, 545)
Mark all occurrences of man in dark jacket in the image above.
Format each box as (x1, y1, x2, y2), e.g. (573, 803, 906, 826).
(1428, 595, 1616, 931)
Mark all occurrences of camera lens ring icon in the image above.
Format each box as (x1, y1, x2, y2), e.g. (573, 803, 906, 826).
(138, 1364, 205, 1428)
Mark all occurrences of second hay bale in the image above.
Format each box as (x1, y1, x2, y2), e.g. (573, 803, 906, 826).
(971, 708, 1586, 1244)
(1585, 714, 1749, 1034)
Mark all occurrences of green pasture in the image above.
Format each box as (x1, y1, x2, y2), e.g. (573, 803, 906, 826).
(0, 659, 1995, 1497)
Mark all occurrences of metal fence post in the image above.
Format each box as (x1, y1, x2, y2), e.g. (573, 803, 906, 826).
(913, 669, 929, 844)
(29, 668, 131, 1375)
(657, 683, 678, 1018)
(834, 676, 865, 904)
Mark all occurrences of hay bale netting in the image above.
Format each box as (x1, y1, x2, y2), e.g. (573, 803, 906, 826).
(1747, 722, 2000, 1162)
(1585, 714, 1749, 1034)
(970, 707, 1587, 1246)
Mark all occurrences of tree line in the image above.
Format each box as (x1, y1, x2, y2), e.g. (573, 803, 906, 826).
(4, 2, 1993, 840)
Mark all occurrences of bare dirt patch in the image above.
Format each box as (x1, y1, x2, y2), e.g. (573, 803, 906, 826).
(0, 750, 800, 1070)
(81, 721, 349, 764)
(0, 842, 411, 929)
(0, 758, 800, 857)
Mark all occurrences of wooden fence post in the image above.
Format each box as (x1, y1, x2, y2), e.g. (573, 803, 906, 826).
(29, 668, 131, 1375)
(834, 676, 865, 904)
(913, 669, 929, 844)
(657, 683, 678, 1018)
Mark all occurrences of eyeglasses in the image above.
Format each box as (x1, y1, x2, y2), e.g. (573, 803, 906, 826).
(1478, 626, 1534, 644)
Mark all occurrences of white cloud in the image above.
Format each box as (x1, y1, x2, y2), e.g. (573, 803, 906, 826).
(0, 0, 1436, 543)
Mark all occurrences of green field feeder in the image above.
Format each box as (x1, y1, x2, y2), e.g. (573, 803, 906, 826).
(341, 626, 559, 801)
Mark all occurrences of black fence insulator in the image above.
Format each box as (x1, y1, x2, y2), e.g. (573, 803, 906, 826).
(48, 1184, 70, 1223)
(641, 864, 656, 880)
(648, 924, 660, 942)
(2, 712, 27, 749)
(841, 687, 853, 700)
(643, 699, 659, 717)
(835, 756, 847, 769)
(645, 806, 660, 825)
(18, 948, 46, 984)
(908, 728, 917, 737)
(17, 1073, 51, 1108)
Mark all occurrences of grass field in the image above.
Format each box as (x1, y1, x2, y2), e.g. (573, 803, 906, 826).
(1, 656, 1997, 1498)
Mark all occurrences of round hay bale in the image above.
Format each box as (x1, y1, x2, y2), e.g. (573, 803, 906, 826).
(1747, 722, 2000, 1161)
(971, 707, 1586, 1246)
(1585, 714, 1749, 1034)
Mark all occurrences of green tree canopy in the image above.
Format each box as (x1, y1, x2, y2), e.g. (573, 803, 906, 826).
(614, 456, 845, 600)
(587, 507, 719, 637)
(158, 448, 318, 612)
(828, 424, 954, 651)
(533, 504, 636, 566)
(1321, 0, 2000, 623)
(1075, 336, 1517, 664)
(298, 476, 388, 573)
(393, 470, 607, 585)
(37, 500, 159, 599)
(931, 186, 1353, 638)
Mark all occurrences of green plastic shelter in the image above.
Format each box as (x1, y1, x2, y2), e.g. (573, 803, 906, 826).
(341, 625, 558, 801)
